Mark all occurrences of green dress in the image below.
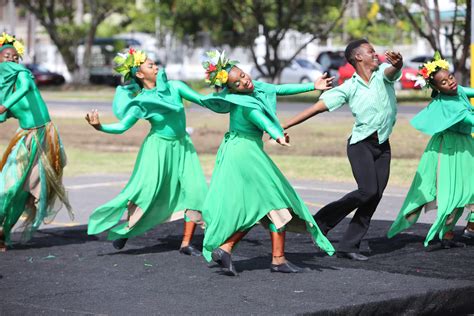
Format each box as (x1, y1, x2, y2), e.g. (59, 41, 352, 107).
(387, 86, 474, 246)
(87, 69, 209, 240)
(0, 62, 72, 244)
(199, 81, 335, 262)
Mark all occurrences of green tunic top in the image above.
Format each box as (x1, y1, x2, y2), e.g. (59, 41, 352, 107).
(98, 70, 208, 138)
(0, 62, 51, 129)
(202, 81, 315, 138)
(410, 86, 474, 135)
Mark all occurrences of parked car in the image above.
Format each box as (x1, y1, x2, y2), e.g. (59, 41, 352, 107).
(88, 37, 143, 85)
(251, 58, 324, 83)
(24, 64, 65, 86)
(337, 56, 420, 90)
(316, 50, 346, 84)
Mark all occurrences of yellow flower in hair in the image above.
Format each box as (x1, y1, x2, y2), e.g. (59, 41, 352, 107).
(2, 32, 13, 43)
(13, 40, 24, 57)
(425, 61, 437, 75)
(133, 51, 147, 66)
(0, 36, 4, 46)
(434, 59, 449, 70)
(215, 70, 228, 84)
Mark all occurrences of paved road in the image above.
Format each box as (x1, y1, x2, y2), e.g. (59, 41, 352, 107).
(46, 99, 423, 118)
(49, 175, 468, 229)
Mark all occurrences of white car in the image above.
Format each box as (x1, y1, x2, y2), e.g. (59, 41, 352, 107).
(251, 58, 324, 83)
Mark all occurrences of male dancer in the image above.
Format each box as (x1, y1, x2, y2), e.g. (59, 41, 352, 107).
(282, 39, 403, 261)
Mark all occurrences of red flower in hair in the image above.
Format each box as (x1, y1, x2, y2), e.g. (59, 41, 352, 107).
(205, 64, 217, 79)
(128, 47, 136, 54)
(419, 67, 429, 79)
(207, 64, 217, 72)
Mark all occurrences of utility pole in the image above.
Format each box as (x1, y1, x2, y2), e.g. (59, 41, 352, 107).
(471, 0, 474, 98)
(7, 0, 15, 34)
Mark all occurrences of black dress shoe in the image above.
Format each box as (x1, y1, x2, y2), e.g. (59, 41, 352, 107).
(336, 251, 369, 261)
(462, 228, 474, 239)
(112, 238, 128, 250)
(179, 245, 202, 256)
(211, 248, 238, 276)
(270, 261, 303, 273)
(440, 239, 466, 249)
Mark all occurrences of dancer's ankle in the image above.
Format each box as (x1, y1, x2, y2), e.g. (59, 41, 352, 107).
(443, 230, 454, 240)
(272, 255, 287, 265)
(219, 244, 232, 254)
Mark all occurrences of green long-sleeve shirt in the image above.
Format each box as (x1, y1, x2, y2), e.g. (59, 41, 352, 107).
(411, 86, 474, 136)
(99, 79, 204, 138)
(0, 63, 51, 129)
(203, 81, 315, 140)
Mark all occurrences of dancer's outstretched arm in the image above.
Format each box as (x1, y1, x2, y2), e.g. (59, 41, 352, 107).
(384, 51, 403, 81)
(0, 71, 32, 114)
(171, 80, 205, 106)
(273, 73, 334, 96)
(462, 86, 474, 98)
(281, 100, 329, 130)
(244, 108, 289, 146)
(85, 109, 139, 134)
(462, 113, 474, 126)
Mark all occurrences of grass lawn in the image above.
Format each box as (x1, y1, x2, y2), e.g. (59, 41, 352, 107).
(0, 112, 426, 186)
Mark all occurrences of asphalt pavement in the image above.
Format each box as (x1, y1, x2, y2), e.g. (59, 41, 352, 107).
(1, 175, 473, 315)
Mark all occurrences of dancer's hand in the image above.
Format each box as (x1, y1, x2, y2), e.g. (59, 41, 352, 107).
(0, 105, 7, 114)
(276, 133, 291, 147)
(314, 73, 334, 91)
(85, 109, 101, 130)
(385, 51, 403, 69)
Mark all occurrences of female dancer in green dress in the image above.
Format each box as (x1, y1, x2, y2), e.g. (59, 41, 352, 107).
(198, 51, 335, 275)
(387, 53, 474, 248)
(86, 48, 211, 255)
(0, 33, 73, 251)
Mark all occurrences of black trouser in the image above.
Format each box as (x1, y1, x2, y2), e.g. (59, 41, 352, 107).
(314, 136, 391, 253)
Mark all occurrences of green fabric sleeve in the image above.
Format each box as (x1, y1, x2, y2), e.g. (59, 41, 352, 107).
(461, 113, 474, 126)
(171, 80, 204, 106)
(411, 96, 469, 135)
(320, 82, 349, 112)
(273, 82, 315, 96)
(2, 71, 31, 109)
(244, 108, 284, 140)
(461, 86, 474, 98)
(99, 111, 139, 134)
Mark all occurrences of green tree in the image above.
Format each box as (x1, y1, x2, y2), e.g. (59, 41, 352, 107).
(343, 2, 413, 45)
(16, 0, 130, 83)
(393, 0, 470, 84)
(150, 0, 348, 83)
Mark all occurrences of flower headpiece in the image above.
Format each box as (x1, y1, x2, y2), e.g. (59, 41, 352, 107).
(414, 51, 450, 88)
(0, 32, 25, 57)
(113, 47, 147, 81)
(202, 50, 238, 88)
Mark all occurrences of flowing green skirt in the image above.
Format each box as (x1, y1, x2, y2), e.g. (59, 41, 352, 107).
(0, 122, 72, 244)
(87, 132, 208, 240)
(201, 132, 335, 262)
(388, 131, 474, 245)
